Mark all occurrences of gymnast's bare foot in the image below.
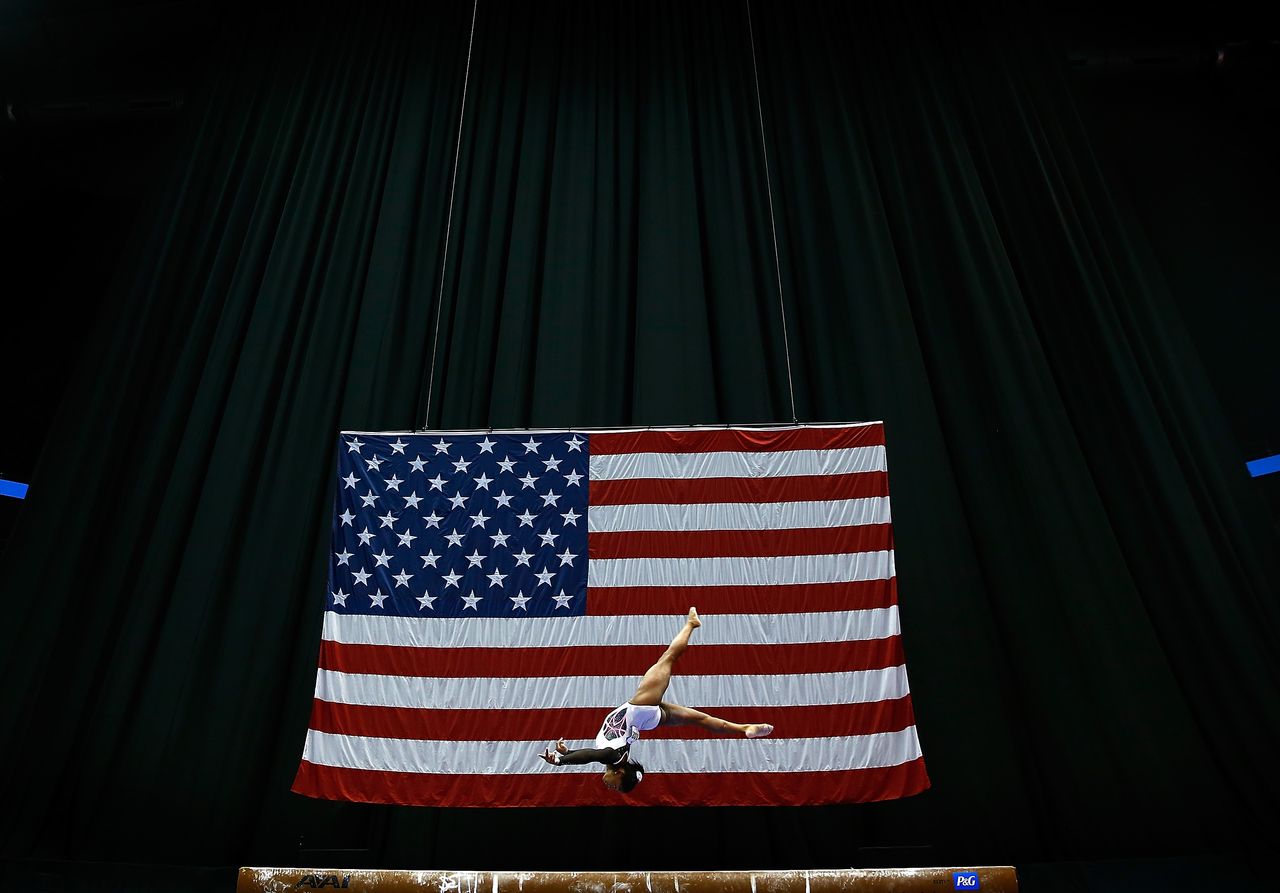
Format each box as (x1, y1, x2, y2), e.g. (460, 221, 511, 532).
(745, 724, 773, 738)
(687, 607, 701, 628)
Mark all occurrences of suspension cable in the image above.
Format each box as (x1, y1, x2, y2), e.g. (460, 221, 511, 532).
(746, 0, 798, 423)
(423, 0, 479, 429)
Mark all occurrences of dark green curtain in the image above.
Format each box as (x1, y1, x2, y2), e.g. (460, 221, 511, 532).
(2, 0, 1277, 879)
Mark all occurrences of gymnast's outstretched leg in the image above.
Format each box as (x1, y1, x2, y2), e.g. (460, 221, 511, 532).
(661, 703, 773, 738)
(628, 607, 774, 738)
(628, 607, 702, 707)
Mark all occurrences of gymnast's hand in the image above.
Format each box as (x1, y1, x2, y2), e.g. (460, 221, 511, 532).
(539, 744, 563, 765)
(555, 738, 568, 754)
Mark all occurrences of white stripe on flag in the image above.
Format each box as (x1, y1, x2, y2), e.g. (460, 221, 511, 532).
(587, 552, 895, 588)
(301, 725, 923, 775)
(321, 608, 902, 648)
(587, 496, 892, 533)
(313, 665, 912, 710)
(589, 445, 886, 481)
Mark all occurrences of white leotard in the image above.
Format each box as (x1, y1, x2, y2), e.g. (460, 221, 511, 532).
(593, 702, 663, 750)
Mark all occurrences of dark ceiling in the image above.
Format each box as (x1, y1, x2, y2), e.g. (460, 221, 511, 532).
(1, 0, 1276, 195)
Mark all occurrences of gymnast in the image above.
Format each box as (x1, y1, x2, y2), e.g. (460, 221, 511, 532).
(538, 607, 774, 793)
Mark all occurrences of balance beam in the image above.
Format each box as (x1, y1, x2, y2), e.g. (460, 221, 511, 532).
(236, 868, 1017, 893)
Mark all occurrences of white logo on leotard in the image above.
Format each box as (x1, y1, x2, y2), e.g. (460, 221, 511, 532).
(599, 706, 628, 744)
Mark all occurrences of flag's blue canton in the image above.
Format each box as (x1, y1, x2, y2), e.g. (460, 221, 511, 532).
(327, 432, 589, 617)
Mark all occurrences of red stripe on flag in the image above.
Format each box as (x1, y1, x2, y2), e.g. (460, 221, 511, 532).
(589, 524, 893, 559)
(318, 637, 905, 679)
(586, 578, 898, 615)
(306, 696, 919, 742)
(589, 472, 889, 506)
(588, 425, 885, 455)
(291, 755, 929, 807)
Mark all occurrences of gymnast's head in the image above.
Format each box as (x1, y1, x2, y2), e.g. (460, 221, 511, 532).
(602, 761, 644, 793)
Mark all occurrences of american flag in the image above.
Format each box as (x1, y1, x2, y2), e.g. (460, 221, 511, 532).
(292, 423, 929, 806)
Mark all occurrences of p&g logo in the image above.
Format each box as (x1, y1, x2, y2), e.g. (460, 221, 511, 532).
(953, 872, 980, 890)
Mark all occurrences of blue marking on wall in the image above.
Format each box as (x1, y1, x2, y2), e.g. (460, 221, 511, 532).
(1246, 454, 1280, 478)
(0, 478, 29, 499)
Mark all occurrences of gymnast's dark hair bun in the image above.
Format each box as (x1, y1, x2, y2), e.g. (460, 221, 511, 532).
(619, 762, 644, 793)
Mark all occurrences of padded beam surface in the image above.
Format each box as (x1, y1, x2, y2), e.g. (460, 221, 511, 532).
(237, 868, 1017, 893)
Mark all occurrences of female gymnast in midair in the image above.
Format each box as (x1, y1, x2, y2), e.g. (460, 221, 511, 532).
(538, 607, 774, 793)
